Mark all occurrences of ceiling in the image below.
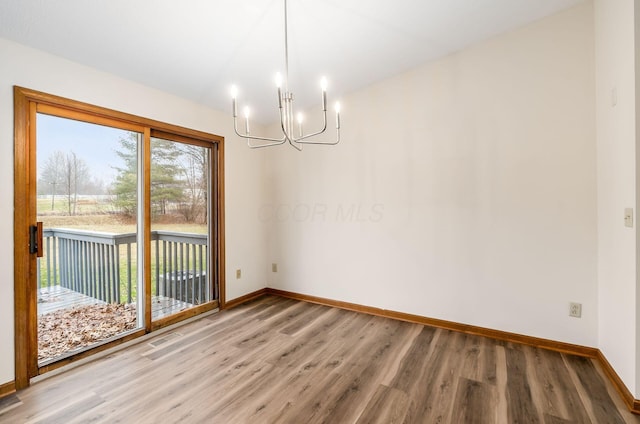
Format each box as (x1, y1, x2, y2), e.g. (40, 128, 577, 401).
(0, 0, 586, 124)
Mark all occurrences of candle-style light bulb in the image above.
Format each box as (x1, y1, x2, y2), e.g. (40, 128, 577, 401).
(321, 77, 328, 111)
(297, 112, 304, 137)
(275, 73, 283, 109)
(320, 77, 328, 92)
(231, 85, 238, 117)
(334, 102, 341, 129)
(243, 106, 250, 134)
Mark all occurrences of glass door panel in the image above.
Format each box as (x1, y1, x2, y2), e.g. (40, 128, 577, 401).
(36, 113, 144, 365)
(150, 137, 212, 322)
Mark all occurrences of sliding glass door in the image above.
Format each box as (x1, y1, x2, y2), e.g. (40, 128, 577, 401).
(13, 87, 224, 386)
(150, 136, 214, 323)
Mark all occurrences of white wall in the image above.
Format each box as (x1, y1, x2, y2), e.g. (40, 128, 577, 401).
(0, 37, 269, 386)
(595, 0, 639, 397)
(267, 3, 597, 347)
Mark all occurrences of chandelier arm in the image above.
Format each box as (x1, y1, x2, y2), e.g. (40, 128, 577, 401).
(247, 139, 288, 149)
(288, 138, 303, 151)
(294, 128, 340, 145)
(290, 110, 328, 143)
(233, 116, 287, 144)
(279, 106, 296, 143)
(281, 106, 340, 145)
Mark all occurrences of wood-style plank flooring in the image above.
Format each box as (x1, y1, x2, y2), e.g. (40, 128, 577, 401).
(1, 295, 638, 423)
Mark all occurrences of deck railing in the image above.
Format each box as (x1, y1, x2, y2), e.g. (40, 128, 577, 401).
(38, 228, 209, 305)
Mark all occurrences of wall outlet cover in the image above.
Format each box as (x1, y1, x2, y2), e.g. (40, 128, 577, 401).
(625, 208, 634, 228)
(569, 302, 582, 318)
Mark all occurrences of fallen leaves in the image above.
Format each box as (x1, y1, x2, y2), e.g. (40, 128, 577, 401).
(38, 303, 137, 362)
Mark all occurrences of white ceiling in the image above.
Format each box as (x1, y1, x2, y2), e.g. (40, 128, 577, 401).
(0, 0, 586, 124)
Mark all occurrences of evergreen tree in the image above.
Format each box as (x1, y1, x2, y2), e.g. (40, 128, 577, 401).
(111, 133, 185, 217)
(150, 138, 185, 216)
(112, 133, 139, 216)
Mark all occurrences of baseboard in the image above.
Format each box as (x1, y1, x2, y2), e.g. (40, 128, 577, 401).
(224, 288, 268, 309)
(596, 350, 640, 414)
(264, 288, 640, 415)
(0, 380, 16, 399)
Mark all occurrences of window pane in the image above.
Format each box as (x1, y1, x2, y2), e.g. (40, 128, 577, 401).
(150, 137, 212, 321)
(36, 113, 143, 364)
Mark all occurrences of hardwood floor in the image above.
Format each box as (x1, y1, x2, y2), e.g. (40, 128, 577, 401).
(1, 295, 638, 423)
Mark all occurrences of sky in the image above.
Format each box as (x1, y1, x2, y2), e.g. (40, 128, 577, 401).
(36, 112, 136, 186)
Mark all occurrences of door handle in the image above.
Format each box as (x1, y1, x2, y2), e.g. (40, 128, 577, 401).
(29, 222, 43, 257)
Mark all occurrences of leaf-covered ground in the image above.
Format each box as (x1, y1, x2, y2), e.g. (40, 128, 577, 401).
(38, 303, 137, 362)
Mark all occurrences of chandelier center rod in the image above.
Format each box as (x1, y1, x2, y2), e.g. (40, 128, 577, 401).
(284, 0, 290, 92)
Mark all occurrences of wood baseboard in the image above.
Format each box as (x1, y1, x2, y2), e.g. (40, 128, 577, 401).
(0, 380, 16, 399)
(224, 288, 268, 310)
(264, 287, 640, 415)
(596, 350, 640, 414)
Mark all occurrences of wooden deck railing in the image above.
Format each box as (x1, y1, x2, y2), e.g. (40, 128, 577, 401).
(38, 228, 209, 305)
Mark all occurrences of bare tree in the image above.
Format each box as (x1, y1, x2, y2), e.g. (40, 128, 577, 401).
(63, 152, 89, 215)
(39, 150, 92, 215)
(176, 144, 209, 223)
(178, 154, 204, 222)
(39, 151, 66, 210)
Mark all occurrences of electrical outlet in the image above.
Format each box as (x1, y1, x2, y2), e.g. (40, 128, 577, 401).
(272, 263, 278, 272)
(625, 208, 634, 228)
(569, 302, 582, 318)
(236, 269, 241, 279)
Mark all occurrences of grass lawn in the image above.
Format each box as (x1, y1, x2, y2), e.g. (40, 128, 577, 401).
(38, 197, 207, 233)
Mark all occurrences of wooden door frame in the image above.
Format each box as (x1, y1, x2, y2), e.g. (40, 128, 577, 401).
(13, 86, 226, 389)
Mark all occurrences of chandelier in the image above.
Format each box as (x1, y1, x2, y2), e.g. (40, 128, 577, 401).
(230, 0, 341, 150)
